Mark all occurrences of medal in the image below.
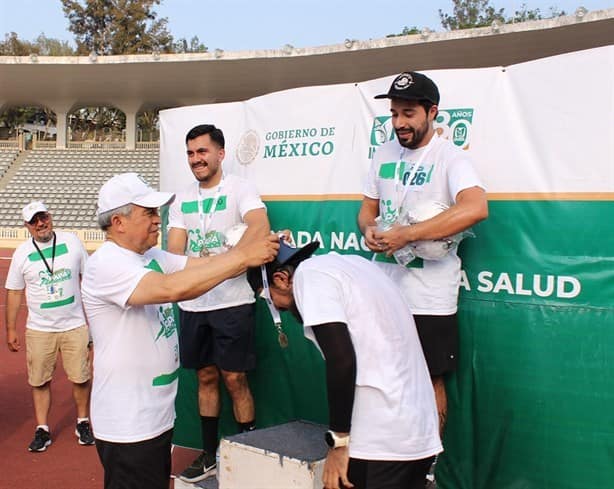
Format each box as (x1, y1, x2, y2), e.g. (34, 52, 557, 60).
(261, 266, 289, 349)
(276, 323, 289, 349)
(199, 247, 210, 257)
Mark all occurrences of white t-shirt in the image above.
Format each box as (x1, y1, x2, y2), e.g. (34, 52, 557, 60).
(81, 241, 187, 443)
(363, 135, 484, 314)
(5, 231, 88, 332)
(293, 253, 442, 461)
(168, 174, 265, 311)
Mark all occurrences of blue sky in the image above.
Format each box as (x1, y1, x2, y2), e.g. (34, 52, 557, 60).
(1, 0, 612, 51)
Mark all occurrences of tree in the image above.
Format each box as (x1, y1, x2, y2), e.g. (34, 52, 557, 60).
(173, 35, 208, 53)
(387, 26, 421, 38)
(439, 0, 505, 30)
(61, 0, 174, 55)
(508, 4, 566, 23)
(0, 32, 74, 56)
(438, 1, 566, 30)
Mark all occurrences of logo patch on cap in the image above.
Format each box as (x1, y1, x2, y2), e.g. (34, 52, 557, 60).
(393, 73, 414, 90)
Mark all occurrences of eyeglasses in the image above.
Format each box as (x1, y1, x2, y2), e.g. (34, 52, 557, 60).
(27, 212, 50, 225)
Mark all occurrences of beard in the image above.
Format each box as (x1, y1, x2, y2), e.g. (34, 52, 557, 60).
(36, 230, 54, 243)
(395, 121, 429, 149)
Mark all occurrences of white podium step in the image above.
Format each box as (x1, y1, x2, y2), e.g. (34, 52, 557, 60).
(219, 420, 327, 489)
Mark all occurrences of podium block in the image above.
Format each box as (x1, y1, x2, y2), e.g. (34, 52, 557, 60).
(218, 420, 328, 489)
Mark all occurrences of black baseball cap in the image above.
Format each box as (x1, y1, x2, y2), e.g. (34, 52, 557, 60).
(375, 71, 440, 105)
(246, 240, 320, 293)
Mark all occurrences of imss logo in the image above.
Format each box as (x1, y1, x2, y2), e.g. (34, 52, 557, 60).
(368, 108, 475, 157)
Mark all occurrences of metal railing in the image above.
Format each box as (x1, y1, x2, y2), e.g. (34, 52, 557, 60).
(0, 140, 19, 149)
(0, 227, 106, 252)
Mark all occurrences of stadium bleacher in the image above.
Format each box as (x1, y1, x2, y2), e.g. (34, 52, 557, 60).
(0, 148, 19, 179)
(0, 148, 159, 228)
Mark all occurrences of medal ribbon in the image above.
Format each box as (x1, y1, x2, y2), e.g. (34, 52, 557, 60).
(393, 136, 436, 218)
(196, 174, 225, 237)
(32, 232, 56, 278)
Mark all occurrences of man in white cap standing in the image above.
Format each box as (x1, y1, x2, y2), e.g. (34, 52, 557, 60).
(5, 201, 94, 452)
(81, 173, 278, 489)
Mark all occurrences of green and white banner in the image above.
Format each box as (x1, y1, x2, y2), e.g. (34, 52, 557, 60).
(160, 45, 614, 489)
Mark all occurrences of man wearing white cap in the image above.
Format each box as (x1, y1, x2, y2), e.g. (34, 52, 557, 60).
(5, 201, 94, 452)
(81, 172, 278, 489)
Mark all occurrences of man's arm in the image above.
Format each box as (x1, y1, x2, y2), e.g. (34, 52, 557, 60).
(5, 288, 24, 352)
(374, 186, 488, 253)
(167, 228, 187, 255)
(357, 196, 381, 253)
(237, 208, 270, 244)
(311, 322, 357, 489)
(127, 234, 279, 306)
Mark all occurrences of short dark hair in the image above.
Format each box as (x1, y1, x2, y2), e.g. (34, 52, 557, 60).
(185, 124, 225, 148)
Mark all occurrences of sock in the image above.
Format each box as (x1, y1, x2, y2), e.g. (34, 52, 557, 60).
(238, 420, 256, 433)
(77, 417, 89, 424)
(201, 416, 219, 456)
(36, 424, 50, 433)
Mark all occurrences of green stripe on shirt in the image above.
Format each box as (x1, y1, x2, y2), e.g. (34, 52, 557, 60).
(40, 295, 75, 309)
(152, 368, 179, 386)
(27, 243, 69, 262)
(180, 196, 228, 214)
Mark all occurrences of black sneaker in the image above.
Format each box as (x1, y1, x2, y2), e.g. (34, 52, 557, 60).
(28, 427, 52, 452)
(178, 451, 217, 483)
(75, 420, 95, 445)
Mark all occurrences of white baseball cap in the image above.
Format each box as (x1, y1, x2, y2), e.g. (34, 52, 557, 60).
(22, 201, 48, 222)
(97, 172, 175, 216)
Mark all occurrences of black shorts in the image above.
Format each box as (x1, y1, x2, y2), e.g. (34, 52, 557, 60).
(346, 456, 435, 489)
(95, 429, 173, 489)
(414, 313, 459, 377)
(179, 304, 256, 372)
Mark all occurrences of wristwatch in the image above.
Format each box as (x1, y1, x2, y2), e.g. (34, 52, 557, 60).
(325, 430, 350, 449)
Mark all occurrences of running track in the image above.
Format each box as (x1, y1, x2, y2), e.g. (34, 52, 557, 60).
(0, 248, 196, 489)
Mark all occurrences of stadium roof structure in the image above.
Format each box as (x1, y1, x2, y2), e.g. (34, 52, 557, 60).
(0, 8, 612, 148)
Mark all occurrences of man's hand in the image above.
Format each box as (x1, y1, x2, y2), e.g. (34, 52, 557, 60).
(6, 328, 20, 352)
(362, 225, 382, 253)
(322, 447, 353, 489)
(372, 224, 411, 255)
(233, 233, 279, 267)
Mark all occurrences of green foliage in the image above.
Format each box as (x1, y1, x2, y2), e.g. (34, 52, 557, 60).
(387, 26, 421, 38)
(0, 106, 57, 138)
(0, 32, 74, 55)
(508, 4, 566, 23)
(61, 0, 174, 55)
(439, 0, 506, 29)
(174, 35, 208, 53)
(68, 107, 127, 141)
(438, 1, 567, 30)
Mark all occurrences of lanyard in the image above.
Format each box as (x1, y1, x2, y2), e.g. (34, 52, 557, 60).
(260, 265, 288, 348)
(32, 232, 56, 277)
(196, 174, 225, 235)
(393, 137, 436, 217)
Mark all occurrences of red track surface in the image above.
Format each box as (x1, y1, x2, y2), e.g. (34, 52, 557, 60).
(0, 248, 196, 489)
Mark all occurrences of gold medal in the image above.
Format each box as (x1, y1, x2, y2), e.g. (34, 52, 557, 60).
(278, 331, 289, 348)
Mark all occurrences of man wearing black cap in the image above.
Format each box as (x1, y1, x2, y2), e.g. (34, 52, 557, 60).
(247, 242, 442, 489)
(358, 71, 488, 439)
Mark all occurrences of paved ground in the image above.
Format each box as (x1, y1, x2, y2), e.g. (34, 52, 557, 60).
(0, 248, 197, 488)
